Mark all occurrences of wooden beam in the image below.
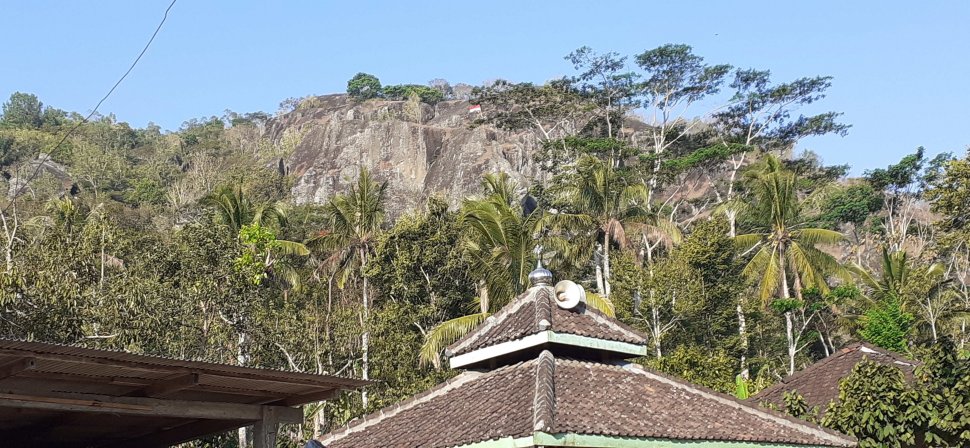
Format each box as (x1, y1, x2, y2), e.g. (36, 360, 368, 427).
(0, 357, 35, 380)
(0, 389, 303, 422)
(268, 387, 342, 407)
(127, 372, 199, 398)
(0, 349, 363, 389)
(253, 406, 280, 448)
(17, 368, 146, 387)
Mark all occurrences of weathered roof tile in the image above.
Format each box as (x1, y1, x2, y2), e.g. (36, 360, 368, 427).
(751, 342, 918, 413)
(321, 353, 855, 448)
(448, 287, 646, 357)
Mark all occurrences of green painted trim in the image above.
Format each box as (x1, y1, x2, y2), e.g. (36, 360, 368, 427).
(453, 436, 534, 448)
(533, 432, 839, 447)
(455, 432, 840, 448)
(548, 332, 648, 356)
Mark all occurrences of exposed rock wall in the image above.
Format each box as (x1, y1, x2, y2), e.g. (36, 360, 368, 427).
(266, 95, 540, 216)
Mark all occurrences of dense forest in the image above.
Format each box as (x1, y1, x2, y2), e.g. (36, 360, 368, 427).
(1, 44, 968, 447)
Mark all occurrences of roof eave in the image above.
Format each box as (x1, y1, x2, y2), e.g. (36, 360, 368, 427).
(455, 432, 854, 448)
(448, 331, 647, 369)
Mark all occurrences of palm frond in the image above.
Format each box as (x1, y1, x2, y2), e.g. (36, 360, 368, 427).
(792, 228, 844, 246)
(419, 312, 489, 367)
(741, 245, 780, 303)
(584, 291, 615, 317)
(733, 233, 765, 252)
(275, 239, 310, 256)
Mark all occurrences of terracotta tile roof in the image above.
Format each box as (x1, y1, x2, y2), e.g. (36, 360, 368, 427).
(447, 287, 647, 357)
(751, 342, 919, 413)
(320, 360, 535, 448)
(320, 351, 856, 448)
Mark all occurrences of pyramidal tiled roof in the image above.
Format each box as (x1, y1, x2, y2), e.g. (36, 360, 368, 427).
(320, 350, 856, 448)
(752, 342, 919, 413)
(446, 285, 647, 359)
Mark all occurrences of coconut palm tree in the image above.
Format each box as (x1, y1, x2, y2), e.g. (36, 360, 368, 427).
(419, 173, 613, 366)
(735, 155, 844, 375)
(206, 185, 311, 447)
(207, 185, 309, 292)
(850, 248, 956, 344)
(552, 154, 669, 297)
(311, 168, 386, 408)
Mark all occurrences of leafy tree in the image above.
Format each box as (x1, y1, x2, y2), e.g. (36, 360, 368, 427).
(926, 153, 970, 239)
(648, 344, 737, 394)
(347, 73, 382, 100)
(368, 197, 474, 318)
(910, 339, 970, 447)
(381, 84, 444, 105)
(822, 360, 917, 448)
(472, 80, 588, 175)
(859, 297, 914, 352)
(1, 92, 44, 128)
(925, 153, 970, 348)
(816, 183, 882, 230)
(863, 148, 949, 254)
(782, 390, 818, 422)
(711, 70, 849, 236)
(566, 46, 639, 140)
(428, 78, 453, 99)
(634, 44, 731, 206)
(638, 254, 705, 357)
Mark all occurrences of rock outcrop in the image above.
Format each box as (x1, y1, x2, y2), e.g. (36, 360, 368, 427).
(266, 94, 540, 216)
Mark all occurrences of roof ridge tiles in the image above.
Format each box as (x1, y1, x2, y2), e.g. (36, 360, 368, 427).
(532, 350, 556, 432)
(534, 287, 553, 331)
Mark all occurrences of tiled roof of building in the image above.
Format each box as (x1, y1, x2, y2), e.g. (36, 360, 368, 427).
(320, 351, 855, 448)
(751, 342, 919, 413)
(447, 286, 647, 357)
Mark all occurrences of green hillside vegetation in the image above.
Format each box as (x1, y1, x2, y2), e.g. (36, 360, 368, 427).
(1, 44, 968, 447)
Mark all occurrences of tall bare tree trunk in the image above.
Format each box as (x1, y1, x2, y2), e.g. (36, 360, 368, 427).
(602, 234, 612, 297)
(784, 310, 796, 376)
(237, 330, 251, 447)
(0, 207, 16, 275)
(360, 248, 370, 409)
(651, 300, 663, 358)
(737, 296, 749, 379)
(777, 244, 797, 376)
(595, 244, 606, 295)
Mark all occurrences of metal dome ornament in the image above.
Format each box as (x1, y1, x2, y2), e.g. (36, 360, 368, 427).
(528, 260, 553, 287)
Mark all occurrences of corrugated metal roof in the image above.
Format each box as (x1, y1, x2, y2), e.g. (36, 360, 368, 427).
(0, 338, 367, 388)
(0, 338, 370, 447)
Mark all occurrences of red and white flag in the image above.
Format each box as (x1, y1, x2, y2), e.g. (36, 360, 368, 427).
(468, 104, 482, 114)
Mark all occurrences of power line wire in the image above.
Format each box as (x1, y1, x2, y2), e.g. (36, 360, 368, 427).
(3, 0, 178, 212)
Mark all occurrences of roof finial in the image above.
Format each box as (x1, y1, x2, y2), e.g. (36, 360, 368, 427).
(529, 260, 553, 287)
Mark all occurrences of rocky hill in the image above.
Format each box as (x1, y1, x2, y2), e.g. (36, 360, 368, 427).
(266, 94, 542, 215)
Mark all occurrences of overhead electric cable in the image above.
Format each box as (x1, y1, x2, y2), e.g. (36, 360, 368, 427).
(3, 0, 178, 212)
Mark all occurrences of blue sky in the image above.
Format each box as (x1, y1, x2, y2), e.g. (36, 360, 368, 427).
(2, 1, 968, 174)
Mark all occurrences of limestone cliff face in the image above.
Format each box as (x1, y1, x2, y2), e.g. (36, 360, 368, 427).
(266, 94, 539, 216)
